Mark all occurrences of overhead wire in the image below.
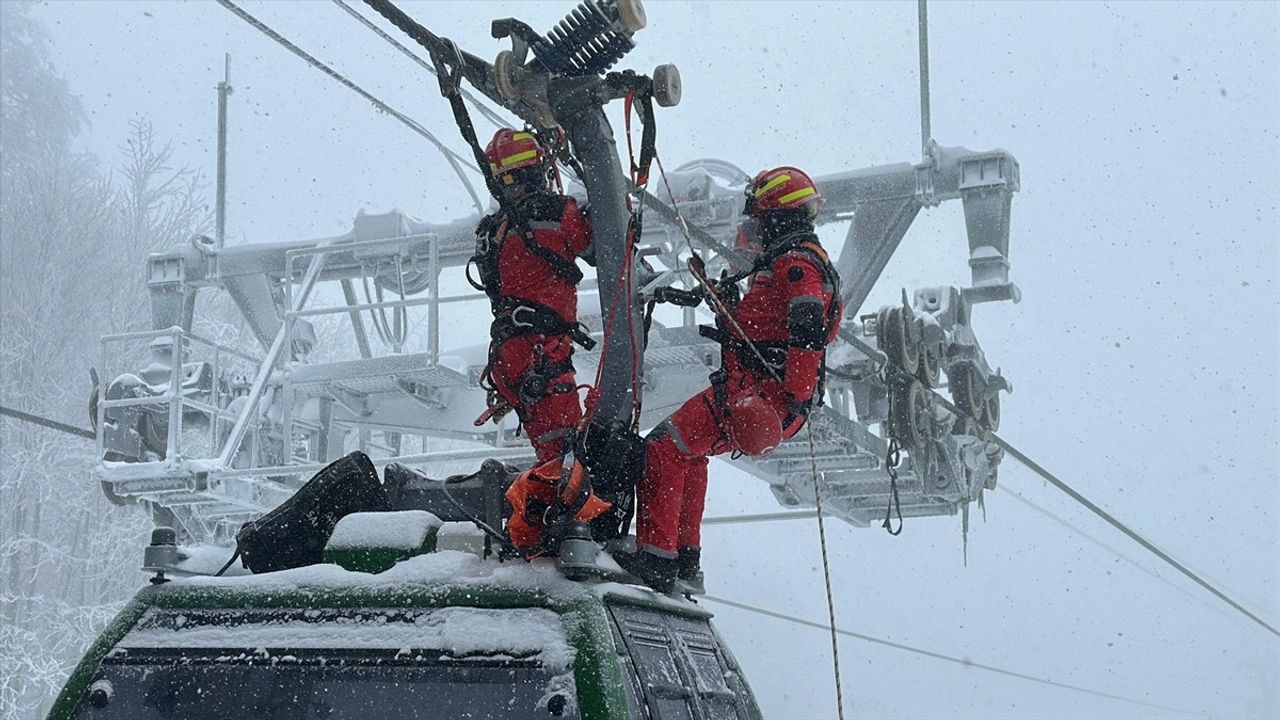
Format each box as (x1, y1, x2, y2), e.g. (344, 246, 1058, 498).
(998, 487, 1196, 596)
(0, 405, 94, 440)
(987, 427, 1280, 639)
(330, 0, 510, 131)
(842, 328, 1279, 639)
(213, 0, 485, 215)
(702, 595, 1210, 719)
(340, 0, 716, 255)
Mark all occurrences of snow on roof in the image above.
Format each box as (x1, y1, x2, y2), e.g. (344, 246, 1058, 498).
(119, 606, 574, 671)
(326, 510, 442, 551)
(172, 550, 706, 616)
(177, 550, 590, 604)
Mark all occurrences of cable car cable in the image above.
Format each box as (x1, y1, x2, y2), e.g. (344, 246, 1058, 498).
(330, 0, 510, 131)
(702, 595, 1210, 719)
(213, 0, 485, 214)
(987, 427, 1280, 639)
(0, 405, 94, 440)
(840, 331, 1279, 639)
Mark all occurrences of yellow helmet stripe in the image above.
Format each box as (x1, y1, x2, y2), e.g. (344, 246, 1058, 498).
(500, 149, 539, 167)
(754, 174, 791, 198)
(778, 186, 817, 206)
(511, 132, 534, 141)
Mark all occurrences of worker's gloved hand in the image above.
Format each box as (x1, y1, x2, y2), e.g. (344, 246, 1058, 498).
(783, 395, 812, 426)
(652, 286, 704, 307)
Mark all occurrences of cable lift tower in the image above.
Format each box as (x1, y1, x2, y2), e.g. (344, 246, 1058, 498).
(89, 0, 1020, 548)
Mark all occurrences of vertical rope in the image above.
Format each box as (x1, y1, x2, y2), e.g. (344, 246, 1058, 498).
(805, 421, 847, 720)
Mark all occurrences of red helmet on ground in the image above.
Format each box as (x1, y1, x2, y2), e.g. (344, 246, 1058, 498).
(743, 166, 823, 217)
(725, 393, 784, 457)
(485, 129, 546, 179)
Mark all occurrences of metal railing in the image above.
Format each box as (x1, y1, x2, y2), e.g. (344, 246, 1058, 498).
(98, 326, 261, 470)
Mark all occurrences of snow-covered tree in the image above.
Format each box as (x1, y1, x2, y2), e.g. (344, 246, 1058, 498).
(0, 4, 215, 716)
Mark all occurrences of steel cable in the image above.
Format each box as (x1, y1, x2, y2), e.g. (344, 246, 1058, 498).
(702, 595, 1210, 719)
(0, 405, 94, 440)
(841, 329, 1280, 639)
(330, 0, 510, 131)
(214, 0, 485, 214)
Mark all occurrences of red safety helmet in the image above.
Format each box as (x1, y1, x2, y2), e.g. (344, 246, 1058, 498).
(725, 394, 784, 457)
(485, 129, 546, 180)
(743, 166, 823, 218)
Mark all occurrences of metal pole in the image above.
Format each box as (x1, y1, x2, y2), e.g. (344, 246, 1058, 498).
(427, 236, 440, 364)
(550, 79, 642, 428)
(166, 328, 184, 463)
(918, 0, 931, 159)
(215, 54, 232, 249)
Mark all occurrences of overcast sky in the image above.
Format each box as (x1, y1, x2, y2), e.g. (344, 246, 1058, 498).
(29, 1, 1280, 717)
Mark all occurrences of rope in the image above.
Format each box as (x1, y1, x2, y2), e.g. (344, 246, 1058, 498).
(0, 405, 94, 440)
(702, 595, 1211, 719)
(214, 0, 485, 215)
(802, 420, 846, 719)
(653, 153, 847, 719)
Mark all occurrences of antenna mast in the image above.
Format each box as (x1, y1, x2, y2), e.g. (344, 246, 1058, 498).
(215, 54, 232, 249)
(918, 0, 931, 159)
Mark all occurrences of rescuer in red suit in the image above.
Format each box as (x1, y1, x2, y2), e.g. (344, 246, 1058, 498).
(473, 129, 594, 462)
(614, 166, 843, 592)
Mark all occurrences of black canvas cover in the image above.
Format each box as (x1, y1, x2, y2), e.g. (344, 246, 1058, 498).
(235, 451, 391, 573)
(576, 420, 645, 541)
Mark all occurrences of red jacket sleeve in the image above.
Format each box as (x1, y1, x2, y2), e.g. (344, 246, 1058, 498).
(772, 253, 829, 403)
(560, 198, 593, 258)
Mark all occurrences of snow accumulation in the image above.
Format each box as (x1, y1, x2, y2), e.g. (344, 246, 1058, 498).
(176, 549, 701, 615)
(326, 510, 442, 551)
(181, 550, 588, 603)
(118, 606, 575, 671)
(172, 543, 250, 576)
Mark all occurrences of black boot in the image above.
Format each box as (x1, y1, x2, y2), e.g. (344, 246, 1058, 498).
(612, 549, 678, 593)
(677, 547, 705, 594)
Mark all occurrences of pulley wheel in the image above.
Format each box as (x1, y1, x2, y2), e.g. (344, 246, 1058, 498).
(917, 342, 940, 387)
(653, 64, 682, 108)
(617, 0, 647, 33)
(494, 50, 519, 100)
(881, 307, 919, 377)
(906, 380, 933, 450)
(949, 363, 985, 424)
(889, 379, 932, 452)
(983, 391, 1001, 432)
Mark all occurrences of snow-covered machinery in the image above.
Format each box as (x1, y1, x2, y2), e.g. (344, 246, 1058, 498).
(90, 0, 1020, 543)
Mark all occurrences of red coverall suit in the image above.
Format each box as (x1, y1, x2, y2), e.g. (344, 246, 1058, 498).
(482, 194, 593, 462)
(635, 242, 842, 556)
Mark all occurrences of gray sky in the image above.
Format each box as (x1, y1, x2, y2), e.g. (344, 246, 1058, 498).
(31, 1, 1279, 717)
